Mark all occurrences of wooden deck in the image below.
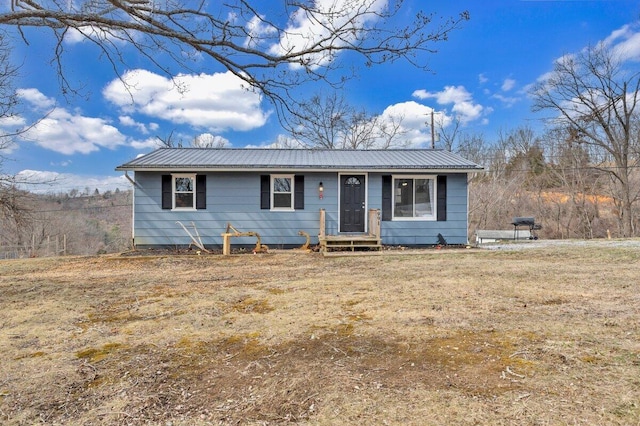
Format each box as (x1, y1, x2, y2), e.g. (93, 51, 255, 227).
(319, 234, 382, 252)
(318, 209, 382, 254)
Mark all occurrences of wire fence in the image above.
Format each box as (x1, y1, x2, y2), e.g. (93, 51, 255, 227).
(0, 234, 67, 260)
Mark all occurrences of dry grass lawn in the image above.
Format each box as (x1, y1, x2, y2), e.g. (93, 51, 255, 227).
(1, 243, 639, 425)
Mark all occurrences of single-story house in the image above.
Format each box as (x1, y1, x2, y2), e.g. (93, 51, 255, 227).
(115, 148, 483, 250)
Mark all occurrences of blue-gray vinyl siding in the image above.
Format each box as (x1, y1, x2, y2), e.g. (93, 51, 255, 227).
(368, 173, 469, 246)
(131, 171, 469, 248)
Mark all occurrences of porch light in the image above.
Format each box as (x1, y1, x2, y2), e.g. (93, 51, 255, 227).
(318, 182, 324, 199)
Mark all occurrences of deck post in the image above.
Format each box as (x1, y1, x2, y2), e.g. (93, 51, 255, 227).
(319, 209, 326, 239)
(368, 209, 381, 238)
(222, 234, 231, 255)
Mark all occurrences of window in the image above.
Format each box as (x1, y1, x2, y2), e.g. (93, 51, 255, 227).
(345, 176, 361, 186)
(261, 175, 304, 210)
(272, 175, 293, 209)
(174, 174, 195, 209)
(393, 176, 435, 220)
(161, 174, 206, 210)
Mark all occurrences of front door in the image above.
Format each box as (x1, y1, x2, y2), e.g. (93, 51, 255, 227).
(340, 175, 366, 233)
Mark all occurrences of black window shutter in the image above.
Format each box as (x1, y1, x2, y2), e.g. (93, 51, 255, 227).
(437, 175, 447, 221)
(294, 175, 304, 210)
(196, 175, 206, 209)
(381, 175, 392, 221)
(161, 175, 172, 209)
(260, 175, 270, 209)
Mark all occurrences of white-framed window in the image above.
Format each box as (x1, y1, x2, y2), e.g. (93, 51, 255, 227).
(173, 173, 196, 209)
(271, 174, 294, 210)
(393, 176, 436, 220)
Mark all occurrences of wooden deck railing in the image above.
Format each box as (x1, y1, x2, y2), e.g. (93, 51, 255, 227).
(318, 208, 381, 237)
(319, 208, 326, 239)
(318, 209, 382, 253)
(368, 209, 381, 238)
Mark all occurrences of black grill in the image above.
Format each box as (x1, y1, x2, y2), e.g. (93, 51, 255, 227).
(511, 217, 542, 239)
(512, 217, 535, 227)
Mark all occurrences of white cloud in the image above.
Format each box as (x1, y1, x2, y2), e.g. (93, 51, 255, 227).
(64, 25, 135, 47)
(20, 103, 128, 155)
(376, 101, 462, 148)
(381, 101, 434, 128)
(49, 160, 72, 167)
(64, 27, 115, 44)
(603, 24, 640, 62)
(492, 93, 518, 108)
(130, 137, 162, 150)
(378, 101, 433, 147)
(0, 114, 26, 129)
(412, 86, 486, 124)
(15, 170, 130, 194)
(478, 74, 489, 84)
(501, 78, 516, 92)
(193, 133, 231, 148)
(15, 89, 162, 154)
(103, 70, 270, 131)
(269, 0, 389, 69)
(119, 115, 153, 134)
(534, 24, 640, 92)
(244, 15, 278, 48)
(612, 31, 640, 62)
(17, 88, 56, 110)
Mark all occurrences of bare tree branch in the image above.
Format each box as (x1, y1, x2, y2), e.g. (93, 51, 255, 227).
(289, 92, 408, 149)
(0, 1, 469, 121)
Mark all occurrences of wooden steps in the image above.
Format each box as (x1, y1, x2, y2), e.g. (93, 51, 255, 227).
(319, 235, 382, 253)
(318, 209, 383, 255)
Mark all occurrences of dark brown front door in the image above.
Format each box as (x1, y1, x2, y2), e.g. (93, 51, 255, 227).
(340, 175, 365, 233)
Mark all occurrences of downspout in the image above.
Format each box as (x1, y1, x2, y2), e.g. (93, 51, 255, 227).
(124, 171, 136, 187)
(466, 172, 471, 246)
(124, 171, 137, 248)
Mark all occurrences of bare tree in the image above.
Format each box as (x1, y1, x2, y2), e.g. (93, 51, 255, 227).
(290, 93, 349, 149)
(1, 1, 469, 121)
(192, 133, 230, 148)
(290, 92, 407, 149)
(0, 30, 19, 155)
(0, 30, 36, 250)
(530, 43, 640, 236)
(500, 126, 546, 181)
(271, 134, 305, 149)
(155, 130, 183, 148)
(542, 126, 610, 238)
(377, 113, 408, 149)
(454, 132, 488, 166)
(155, 131, 230, 148)
(342, 109, 378, 149)
(438, 116, 460, 151)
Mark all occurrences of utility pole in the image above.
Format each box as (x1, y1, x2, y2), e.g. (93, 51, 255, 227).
(426, 110, 439, 149)
(430, 110, 435, 149)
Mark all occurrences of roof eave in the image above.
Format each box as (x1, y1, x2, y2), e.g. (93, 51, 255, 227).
(115, 166, 484, 173)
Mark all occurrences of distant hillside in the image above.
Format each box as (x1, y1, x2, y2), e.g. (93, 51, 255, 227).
(0, 189, 132, 259)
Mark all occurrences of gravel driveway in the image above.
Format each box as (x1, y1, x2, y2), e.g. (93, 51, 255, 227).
(478, 238, 640, 250)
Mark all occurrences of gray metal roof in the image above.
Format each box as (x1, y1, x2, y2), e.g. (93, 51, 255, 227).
(115, 148, 483, 172)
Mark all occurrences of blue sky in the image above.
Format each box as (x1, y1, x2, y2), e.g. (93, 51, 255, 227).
(2, 0, 640, 193)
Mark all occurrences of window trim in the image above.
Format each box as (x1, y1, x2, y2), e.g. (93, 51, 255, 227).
(391, 175, 437, 221)
(172, 173, 196, 210)
(270, 174, 295, 211)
